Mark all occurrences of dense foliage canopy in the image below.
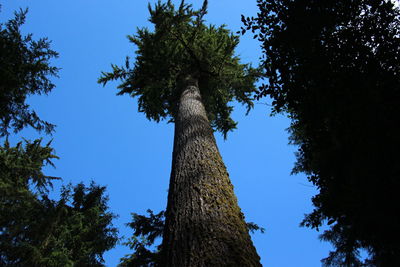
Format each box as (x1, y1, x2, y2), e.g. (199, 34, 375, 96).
(0, 8, 59, 137)
(243, 0, 400, 265)
(99, 0, 259, 137)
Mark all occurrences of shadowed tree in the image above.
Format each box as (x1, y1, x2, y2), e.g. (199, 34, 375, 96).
(0, 7, 59, 137)
(99, 0, 261, 265)
(242, 0, 400, 265)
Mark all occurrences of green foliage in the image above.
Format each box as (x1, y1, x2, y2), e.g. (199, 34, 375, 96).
(243, 0, 400, 265)
(119, 210, 164, 267)
(0, 140, 118, 266)
(0, 138, 58, 191)
(99, 0, 259, 138)
(0, 7, 118, 266)
(0, 8, 59, 137)
(119, 209, 264, 266)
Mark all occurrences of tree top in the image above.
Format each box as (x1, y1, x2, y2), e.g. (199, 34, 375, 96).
(99, 0, 259, 138)
(0, 8, 59, 137)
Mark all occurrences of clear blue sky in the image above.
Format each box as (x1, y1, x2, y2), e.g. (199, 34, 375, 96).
(2, 1, 332, 266)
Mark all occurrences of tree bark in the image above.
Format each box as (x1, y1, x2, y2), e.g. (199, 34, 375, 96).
(161, 75, 261, 266)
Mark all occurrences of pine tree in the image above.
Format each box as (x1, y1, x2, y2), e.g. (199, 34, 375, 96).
(0, 140, 118, 266)
(0, 8, 118, 266)
(99, 1, 261, 265)
(0, 7, 59, 136)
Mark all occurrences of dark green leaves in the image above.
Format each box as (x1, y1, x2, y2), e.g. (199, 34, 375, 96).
(0, 8, 59, 136)
(99, 0, 259, 138)
(0, 138, 59, 193)
(0, 140, 118, 266)
(119, 210, 164, 267)
(0, 7, 117, 266)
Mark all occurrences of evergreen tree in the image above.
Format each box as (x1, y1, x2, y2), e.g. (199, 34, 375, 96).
(242, 0, 400, 265)
(119, 210, 165, 267)
(0, 140, 118, 266)
(0, 8, 118, 266)
(0, 7, 59, 137)
(99, 1, 261, 265)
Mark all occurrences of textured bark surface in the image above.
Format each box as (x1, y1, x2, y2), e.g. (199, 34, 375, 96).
(161, 76, 261, 266)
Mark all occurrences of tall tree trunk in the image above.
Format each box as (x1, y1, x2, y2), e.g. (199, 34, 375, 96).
(161, 76, 261, 266)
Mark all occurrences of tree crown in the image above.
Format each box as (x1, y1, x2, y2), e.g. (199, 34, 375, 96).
(0, 8, 59, 137)
(99, 0, 259, 137)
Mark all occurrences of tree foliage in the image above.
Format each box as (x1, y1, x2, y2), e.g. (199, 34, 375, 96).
(119, 209, 264, 266)
(99, 0, 259, 138)
(0, 7, 59, 137)
(0, 8, 118, 266)
(243, 0, 400, 265)
(119, 210, 164, 267)
(0, 140, 118, 266)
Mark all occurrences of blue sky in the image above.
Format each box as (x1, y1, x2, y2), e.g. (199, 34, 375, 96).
(2, 1, 332, 266)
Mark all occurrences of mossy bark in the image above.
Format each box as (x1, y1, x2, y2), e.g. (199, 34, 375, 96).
(160, 76, 261, 266)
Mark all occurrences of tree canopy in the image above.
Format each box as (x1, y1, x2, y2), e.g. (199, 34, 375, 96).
(99, 0, 259, 138)
(0, 7, 59, 137)
(0, 139, 118, 266)
(243, 0, 400, 265)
